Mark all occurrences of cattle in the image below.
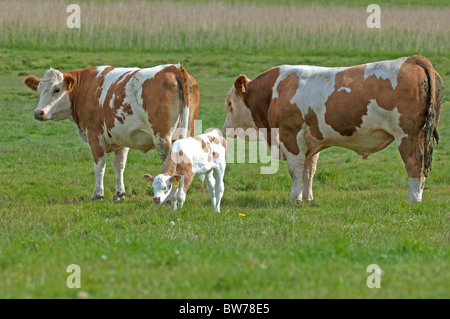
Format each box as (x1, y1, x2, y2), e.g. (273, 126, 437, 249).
(24, 64, 200, 200)
(144, 130, 227, 212)
(222, 55, 443, 204)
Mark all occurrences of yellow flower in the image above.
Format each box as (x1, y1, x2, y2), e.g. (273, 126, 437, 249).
(238, 213, 245, 216)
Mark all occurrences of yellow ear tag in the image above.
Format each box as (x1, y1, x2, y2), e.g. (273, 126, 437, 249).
(68, 82, 72, 90)
(147, 181, 152, 188)
(173, 180, 180, 188)
(241, 83, 246, 93)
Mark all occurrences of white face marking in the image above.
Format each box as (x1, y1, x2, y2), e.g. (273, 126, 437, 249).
(35, 68, 72, 121)
(363, 57, 407, 89)
(152, 174, 174, 203)
(222, 86, 258, 138)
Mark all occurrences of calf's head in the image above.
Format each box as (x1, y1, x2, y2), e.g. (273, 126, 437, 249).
(222, 75, 258, 140)
(24, 68, 76, 121)
(144, 174, 182, 204)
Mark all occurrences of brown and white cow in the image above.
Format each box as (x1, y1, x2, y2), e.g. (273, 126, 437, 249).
(223, 55, 443, 204)
(25, 64, 199, 200)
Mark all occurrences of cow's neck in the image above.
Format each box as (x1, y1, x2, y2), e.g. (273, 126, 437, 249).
(67, 67, 98, 128)
(243, 67, 280, 145)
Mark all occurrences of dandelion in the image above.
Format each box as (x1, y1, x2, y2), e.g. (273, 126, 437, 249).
(238, 213, 245, 217)
(170, 221, 175, 226)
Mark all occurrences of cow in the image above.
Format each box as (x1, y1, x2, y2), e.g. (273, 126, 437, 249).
(24, 64, 200, 200)
(222, 55, 443, 204)
(144, 130, 227, 212)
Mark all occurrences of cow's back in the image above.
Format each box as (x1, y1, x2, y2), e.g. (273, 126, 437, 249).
(84, 64, 191, 154)
(271, 57, 428, 154)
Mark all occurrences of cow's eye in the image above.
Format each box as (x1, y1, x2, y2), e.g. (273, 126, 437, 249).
(53, 87, 60, 94)
(226, 101, 232, 112)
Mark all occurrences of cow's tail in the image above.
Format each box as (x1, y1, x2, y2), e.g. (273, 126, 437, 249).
(413, 55, 444, 177)
(177, 64, 190, 139)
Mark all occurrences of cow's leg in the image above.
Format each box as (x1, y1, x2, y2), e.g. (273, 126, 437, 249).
(92, 156, 106, 201)
(205, 172, 217, 210)
(213, 166, 225, 213)
(397, 133, 426, 203)
(302, 152, 320, 202)
(113, 147, 129, 200)
(281, 144, 305, 205)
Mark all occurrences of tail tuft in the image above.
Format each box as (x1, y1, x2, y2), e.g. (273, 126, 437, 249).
(423, 69, 444, 177)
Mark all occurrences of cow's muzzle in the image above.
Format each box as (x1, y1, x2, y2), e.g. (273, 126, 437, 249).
(34, 110, 47, 121)
(222, 126, 235, 138)
(153, 197, 161, 204)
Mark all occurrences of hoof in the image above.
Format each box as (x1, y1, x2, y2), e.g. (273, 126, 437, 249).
(113, 192, 126, 201)
(91, 195, 104, 201)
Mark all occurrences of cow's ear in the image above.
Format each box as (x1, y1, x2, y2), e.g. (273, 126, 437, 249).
(143, 174, 155, 182)
(24, 76, 41, 91)
(169, 175, 182, 182)
(64, 73, 76, 92)
(234, 75, 249, 95)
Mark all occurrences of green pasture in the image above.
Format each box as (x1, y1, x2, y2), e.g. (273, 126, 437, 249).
(0, 1, 449, 299)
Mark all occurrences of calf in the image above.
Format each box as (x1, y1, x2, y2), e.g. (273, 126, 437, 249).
(223, 55, 443, 204)
(24, 64, 199, 200)
(144, 130, 227, 212)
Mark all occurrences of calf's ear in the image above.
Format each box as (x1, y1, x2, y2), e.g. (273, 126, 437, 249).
(64, 73, 76, 92)
(24, 76, 41, 91)
(143, 174, 155, 182)
(169, 175, 182, 182)
(234, 75, 249, 95)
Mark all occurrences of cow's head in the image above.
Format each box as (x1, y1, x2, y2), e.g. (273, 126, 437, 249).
(144, 174, 182, 204)
(222, 75, 258, 140)
(24, 68, 76, 121)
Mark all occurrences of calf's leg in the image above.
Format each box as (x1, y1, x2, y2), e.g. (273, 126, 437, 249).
(205, 172, 217, 210)
(213, 166, 225, 213)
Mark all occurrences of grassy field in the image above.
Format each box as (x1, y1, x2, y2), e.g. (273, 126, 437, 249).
(1, 1, 450, 53)
(0, 1, 449, 299)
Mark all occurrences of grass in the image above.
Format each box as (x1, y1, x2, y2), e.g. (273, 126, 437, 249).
(0, 1, 449, 299)
(1, 1, 450, 53)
